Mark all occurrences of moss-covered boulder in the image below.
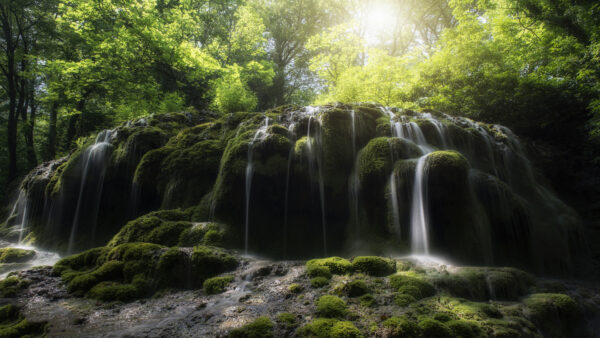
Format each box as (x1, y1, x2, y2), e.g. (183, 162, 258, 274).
(316, 295, 348, 318)
(351, 256, 396, 276)
(307, 257, 352, 275)
(229, 316, 273, 338)
(0, 304, 47, 337)
(523, 293, 582, 337)
(53, 243, 238, 301)
(0, 248, 35, 264)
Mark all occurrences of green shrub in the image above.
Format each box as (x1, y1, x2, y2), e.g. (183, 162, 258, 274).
(316, 295, 348, 318)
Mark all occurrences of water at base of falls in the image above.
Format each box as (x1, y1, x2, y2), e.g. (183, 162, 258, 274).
(0, 240, 60, 279)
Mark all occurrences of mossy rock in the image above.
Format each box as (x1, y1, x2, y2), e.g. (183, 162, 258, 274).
(394, 293, 417, 307)
(359, 294, 375, 307)
(432, 267, 534, 301)
(203, 276, 233, 295)
(0, 248, 35, 264)
(351, 256, 396, 276)
(446, 320, 481, 338)
(307, 265, 332, 279)
(418, 318, 453, 338)
(311, 277, 330, 288)
(316, 295, 348, 318)
(53, 243, 238, 301)
(228, 316, 273, 338)
(107, 210, 230, 249)
(306, 257, 352, 275)
(330, 321, 362, 338)
(288, 283, 303, 294)
(389, 274, 436, 299)
(345, 280, 369, 297)
(382, 317, 421, 338)
(0, 304, 47, 337)
(298, 318, 339, 338)
(357, 137, 421, 185)
(442, 297, 502, 320)
(276, 312, 298, 329)
(0, 275, 31, 298)
(523, 293, 581, 337)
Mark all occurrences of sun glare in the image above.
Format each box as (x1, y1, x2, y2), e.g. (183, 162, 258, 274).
(362, 2, 398, 45)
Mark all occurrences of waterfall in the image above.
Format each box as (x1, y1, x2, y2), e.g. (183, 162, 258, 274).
(244, 116, 270, 254)
(389, 172, 401, 237)
(349, 110, 360, 235)
(283, 112, 296, 257)
(410, 154, 430, 254)
(305, 108, 327, 255)
(5, 190, 29, 244)
(68, 129, 116, 253)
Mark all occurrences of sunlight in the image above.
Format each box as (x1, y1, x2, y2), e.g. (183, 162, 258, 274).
(361, 2, 398, 45)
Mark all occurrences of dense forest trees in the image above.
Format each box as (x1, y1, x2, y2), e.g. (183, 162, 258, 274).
(0, 0, 599, 204)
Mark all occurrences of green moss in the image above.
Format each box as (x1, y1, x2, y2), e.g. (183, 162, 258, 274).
(0, 304, 47, 337)
(203, 276, 233, 295)
(0, 276, 30, 298)
(277, 312, 298, 329)
(86, 281, 139, 301)
(330, 321, 362, 338)
(298, 318, 338, 338)
(346, 280, 368, 297)
(393, 293, 416, 307)
(359, 294, 375, 307)
(357, 137, 421, 183)
(389, 274, 436, 299)
(311, 277, 330, 288)
(55, 242, 237, 302)
(306, 257, 352, 275)
(446, 320, 481, 338)
(524, 293, 581, 337)
(307, 265, 332, 279)
(191, 245, 238, 281)
(382, 317, 421, 338)
(432, 312, 455, 323)
(107, 209, 194, 247)
(0, 248, 35, 264)
(288, 283, 303, 294)
(316, 295, 348, 318)
(443, 297, 502, 320)
(351, 256, 396, 276)
(418, 319, 453, 338)
(228, 316, 273, 338)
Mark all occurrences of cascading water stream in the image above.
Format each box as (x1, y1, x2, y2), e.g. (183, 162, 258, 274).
(410, 154, 430, 255)
(68, 129, 116, 253)
(5, 190, 29, 244)
(349, 110, 360, 235)
(305, 108, 328, 255)
(244, 117, 270, 254)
